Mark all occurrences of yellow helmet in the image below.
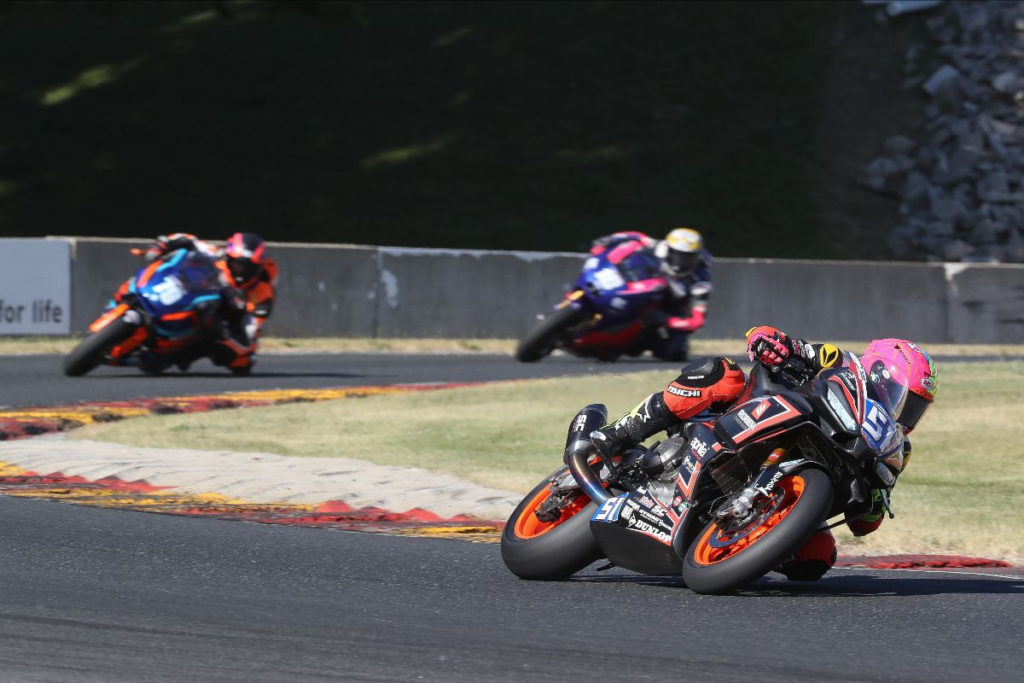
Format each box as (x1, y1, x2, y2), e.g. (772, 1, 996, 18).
(655, 227, 704, 275)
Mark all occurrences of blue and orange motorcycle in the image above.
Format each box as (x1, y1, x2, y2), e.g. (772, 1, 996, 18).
(63, 249, 241, 376)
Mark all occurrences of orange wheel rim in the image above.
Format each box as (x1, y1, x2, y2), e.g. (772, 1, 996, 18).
(513, 486, 591, 539)
(692, 473, 806, 566)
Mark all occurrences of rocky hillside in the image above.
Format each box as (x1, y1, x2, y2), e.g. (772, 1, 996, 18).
(859, 1, 1024, 263)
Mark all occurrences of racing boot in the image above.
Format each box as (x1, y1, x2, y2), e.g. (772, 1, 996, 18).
(227, 350, 255, 376)
(590, 391, 679, 459)
(775, 529, 837, 581)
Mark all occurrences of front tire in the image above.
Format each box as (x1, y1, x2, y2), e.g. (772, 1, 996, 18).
(515, 305, 588, 362)
(682, 468, 833, 594)
(501, 467, 602, 580)
(63, 318, 138, 376)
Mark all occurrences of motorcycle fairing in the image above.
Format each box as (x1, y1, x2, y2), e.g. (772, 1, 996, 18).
(129, 251, 223, 339)
(88, 303, 130, 333)
(861, 398, 902, 457)
(605, 240, 643, 264)
(625, 278, 667, 294)
(713, 394, 809, 450)
(567, 319, 646, 354)
(673, 422, 722, 501)
(87, 249, 227, 368)
(590, 486, 682, 575)
(576, 250, 664, 324)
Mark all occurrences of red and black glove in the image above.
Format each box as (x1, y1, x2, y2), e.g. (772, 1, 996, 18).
(746, 325, 793, 367)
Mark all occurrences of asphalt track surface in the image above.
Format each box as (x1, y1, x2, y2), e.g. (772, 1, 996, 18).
(0, 353, 684, 409)
(1, 495, 1021, 682)
(1, 352, 1022, 681)
(0, 351, 1008, 409)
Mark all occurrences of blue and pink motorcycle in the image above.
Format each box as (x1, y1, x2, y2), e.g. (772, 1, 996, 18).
(516, 244, 692, 362)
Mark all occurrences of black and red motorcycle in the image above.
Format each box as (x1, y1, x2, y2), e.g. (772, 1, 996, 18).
(501, 353, 905, 593)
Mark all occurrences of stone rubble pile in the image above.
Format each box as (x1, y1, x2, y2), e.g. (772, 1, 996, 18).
(860, 1, 1024, 262)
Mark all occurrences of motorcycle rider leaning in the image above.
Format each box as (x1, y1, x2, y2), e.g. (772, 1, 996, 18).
(589, 228, 712, 361)
(589, 326, 939, 581)
(144, 232, 278, 374)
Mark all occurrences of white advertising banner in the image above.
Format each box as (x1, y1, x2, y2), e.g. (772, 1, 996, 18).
(0, 239, 71, 335)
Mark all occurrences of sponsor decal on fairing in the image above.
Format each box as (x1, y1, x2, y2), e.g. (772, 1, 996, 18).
(592, 495, 627, 522)
(626, 516, 673, 544)
(638, 495, 658, 509)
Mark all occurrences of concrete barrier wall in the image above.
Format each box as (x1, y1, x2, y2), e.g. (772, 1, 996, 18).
(38, 237, 1024, 343)
(705, 260, 951, 341)
(376, 247, 584, 338)
(68, 238, 150, 333)
(272, 243, 379, 337)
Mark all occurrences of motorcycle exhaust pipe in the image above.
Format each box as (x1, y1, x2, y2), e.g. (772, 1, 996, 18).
(563, 404, 611, 505)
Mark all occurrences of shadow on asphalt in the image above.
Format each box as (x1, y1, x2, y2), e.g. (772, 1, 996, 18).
(571, 572, 1023, 596)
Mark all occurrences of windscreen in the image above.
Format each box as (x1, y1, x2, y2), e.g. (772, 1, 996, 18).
(175, 252, 222, 292)
(617, 250, 662, 282)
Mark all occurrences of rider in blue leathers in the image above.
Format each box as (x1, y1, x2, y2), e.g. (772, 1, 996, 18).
(589, 227, 712, 361)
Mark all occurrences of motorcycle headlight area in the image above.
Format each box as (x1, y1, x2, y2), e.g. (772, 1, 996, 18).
(825, 384, 859, 435)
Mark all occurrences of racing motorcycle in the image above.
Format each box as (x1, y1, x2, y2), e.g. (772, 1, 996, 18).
(64, 249, 243, 376)
(501, 354, 905, 593)
(516, 245, 706, 362)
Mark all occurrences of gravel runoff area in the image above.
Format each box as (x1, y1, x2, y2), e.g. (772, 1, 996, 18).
(0, 435, 522, 521)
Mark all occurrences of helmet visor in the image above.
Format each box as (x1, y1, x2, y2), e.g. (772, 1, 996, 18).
(900, 392, 931, 431)
(866, 360, 909, 422)
(228, 257, 260, 283)
(668, 250, 699, 274)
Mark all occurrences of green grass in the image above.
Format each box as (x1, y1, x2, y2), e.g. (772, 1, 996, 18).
(69, 361, 1024, 562)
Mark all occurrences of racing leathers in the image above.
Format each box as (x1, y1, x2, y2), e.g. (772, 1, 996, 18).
(590, 325, 910, 581)
(145, 233, 278, 372)
(589, 231, 711, 361)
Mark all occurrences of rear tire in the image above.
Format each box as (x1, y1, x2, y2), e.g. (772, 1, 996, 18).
(501, 467, 602, 580)
(63, 318, 138, 377)
(682, 468, 832, 594)
(515, 305, 588, 362)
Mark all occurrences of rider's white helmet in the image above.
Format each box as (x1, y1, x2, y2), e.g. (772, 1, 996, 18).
(654, 227, 704, 276)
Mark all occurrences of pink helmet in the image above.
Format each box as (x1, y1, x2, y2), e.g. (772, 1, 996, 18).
(861, 339, 938, 432)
